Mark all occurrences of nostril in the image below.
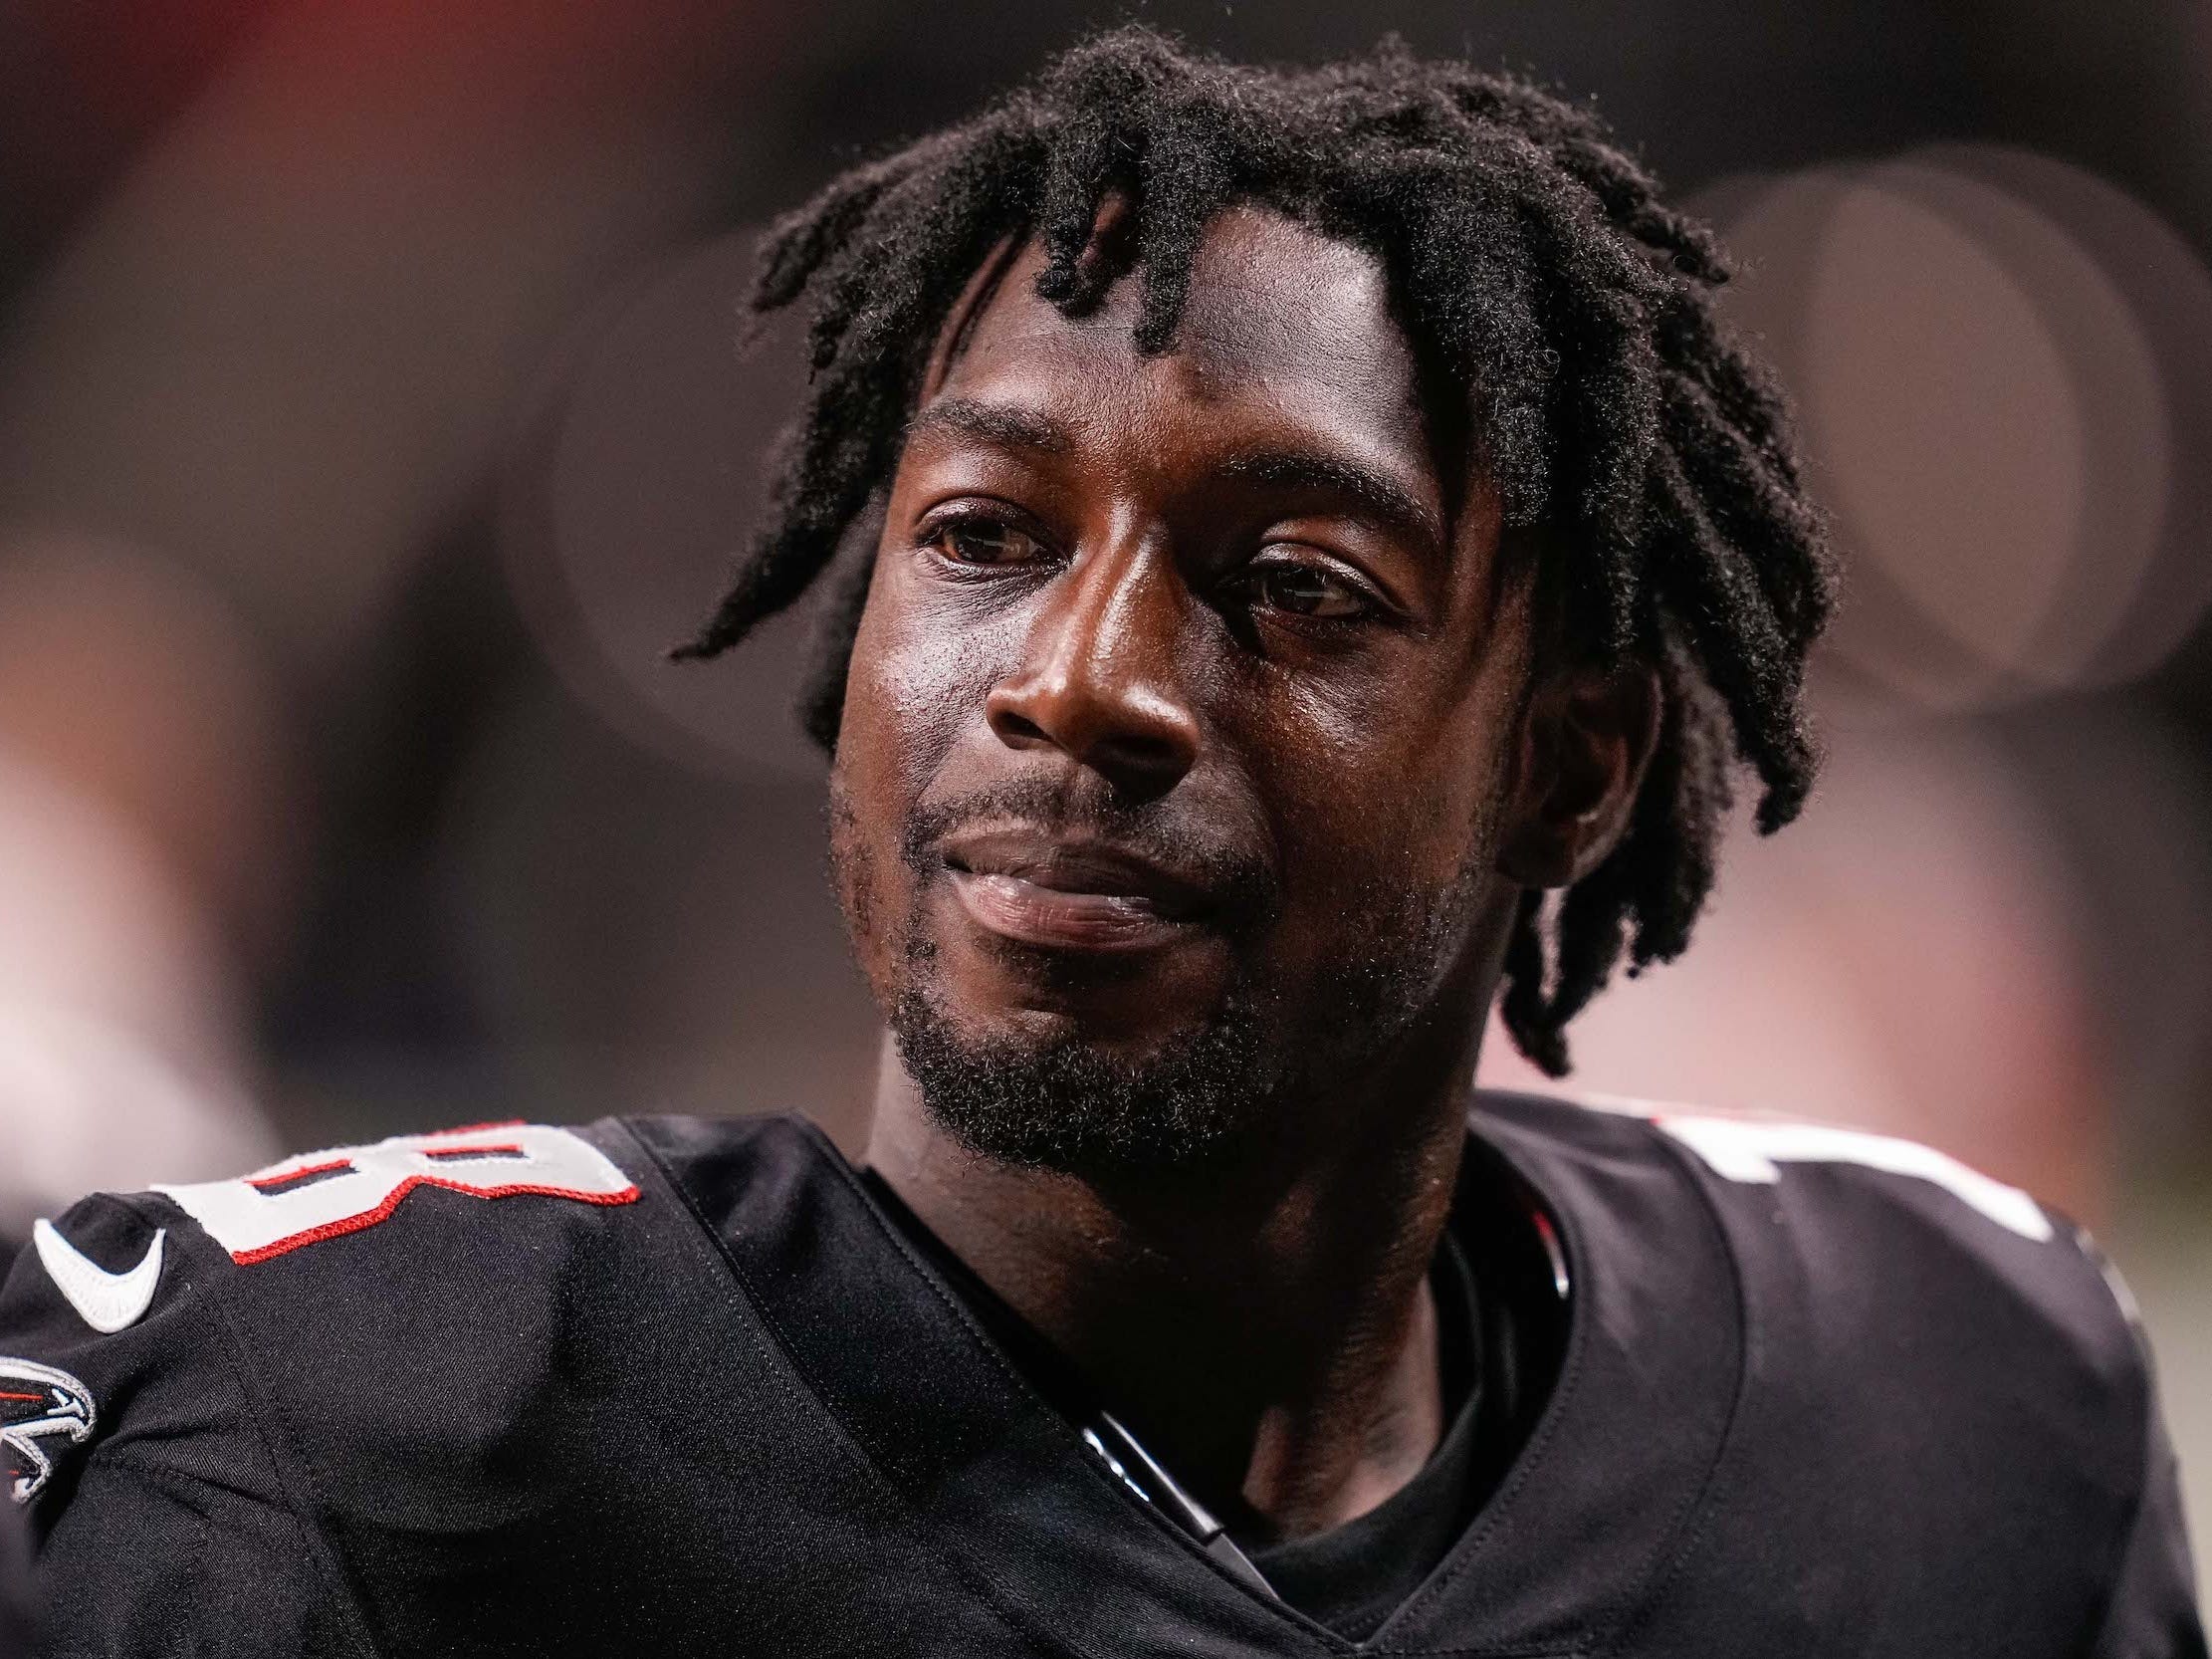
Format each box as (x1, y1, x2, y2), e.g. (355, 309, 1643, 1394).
(1087, 732, 1194, 801)
(987, 700, 1052, 750)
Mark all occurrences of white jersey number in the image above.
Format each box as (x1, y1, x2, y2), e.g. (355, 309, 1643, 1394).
(156, 1123, 639, 1264)
(1654, 1112, 2053, 1242)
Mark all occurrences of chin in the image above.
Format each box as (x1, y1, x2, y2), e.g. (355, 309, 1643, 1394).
(886, 980, 1275, 1178)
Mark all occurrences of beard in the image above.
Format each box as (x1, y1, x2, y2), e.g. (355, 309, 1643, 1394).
(887, 972, 1272, 1178)
(837, 773, 1491, 1183)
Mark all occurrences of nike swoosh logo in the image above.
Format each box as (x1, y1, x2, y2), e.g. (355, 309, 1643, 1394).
(33, 1219, 165, 1333)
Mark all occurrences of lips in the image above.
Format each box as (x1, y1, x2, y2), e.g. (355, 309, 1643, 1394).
(939, 828, 1214, 953)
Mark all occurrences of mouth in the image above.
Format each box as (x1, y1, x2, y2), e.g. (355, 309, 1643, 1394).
(939, 828, 1215, 954)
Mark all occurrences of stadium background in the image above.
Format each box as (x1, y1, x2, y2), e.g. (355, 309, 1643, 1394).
(0, 0, 2205, 1587)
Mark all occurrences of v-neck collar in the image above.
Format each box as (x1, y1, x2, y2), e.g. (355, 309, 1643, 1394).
(624, 1093, 1743, 1657)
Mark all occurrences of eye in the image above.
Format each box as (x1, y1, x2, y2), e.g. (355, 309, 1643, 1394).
(925, 514, 1048, 568)
(1237, 557, 1376, 621)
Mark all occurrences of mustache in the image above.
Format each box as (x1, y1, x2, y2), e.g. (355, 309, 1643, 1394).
(899, 775, 1278, 925)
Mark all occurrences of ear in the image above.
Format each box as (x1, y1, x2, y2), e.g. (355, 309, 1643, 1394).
(1493, 661, 1662, 888)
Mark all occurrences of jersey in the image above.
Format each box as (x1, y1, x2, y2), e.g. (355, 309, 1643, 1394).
(0, 1474, 29, 1659)
(1, 1092, 2202, 1658)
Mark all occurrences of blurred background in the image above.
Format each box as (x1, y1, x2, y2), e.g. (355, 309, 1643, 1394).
(0, 0, 2204, 1586)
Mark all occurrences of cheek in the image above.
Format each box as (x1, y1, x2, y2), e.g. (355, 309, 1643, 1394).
(827, 586, 926, 969)
(824, 771, 877, 949)
(1238, 657, 1515, 908)
(828, 562, 1011, 966)
(843, 554, 1004, 786)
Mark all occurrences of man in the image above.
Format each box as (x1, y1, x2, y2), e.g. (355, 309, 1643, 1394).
(2, 29, 2201, 1656)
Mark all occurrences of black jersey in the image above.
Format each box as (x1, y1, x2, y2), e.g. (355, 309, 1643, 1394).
(1, 1092, 2201, 1657)
(0, 1470, 29, 1659)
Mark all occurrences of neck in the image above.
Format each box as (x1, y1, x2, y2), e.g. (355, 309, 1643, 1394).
(863, 985, 1491, 1541)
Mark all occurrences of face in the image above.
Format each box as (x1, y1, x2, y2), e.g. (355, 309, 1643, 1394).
(830, 206, 1554, 1176)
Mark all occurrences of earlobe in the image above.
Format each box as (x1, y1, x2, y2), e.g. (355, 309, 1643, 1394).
(1494, 662, 1661, 889)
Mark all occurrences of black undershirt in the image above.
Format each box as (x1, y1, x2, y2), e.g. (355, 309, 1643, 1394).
(1237, 1231, 1485, 1637)
(857, 1146, 1564, 1641)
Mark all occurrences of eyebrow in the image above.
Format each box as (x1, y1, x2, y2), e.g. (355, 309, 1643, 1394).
(1218, 448, 1442, 548)
(904, 400, 1442, 548)
(905, 398, 1074, 455)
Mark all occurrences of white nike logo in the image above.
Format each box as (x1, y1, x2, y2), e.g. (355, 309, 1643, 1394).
(33, 1220, 165, 1333)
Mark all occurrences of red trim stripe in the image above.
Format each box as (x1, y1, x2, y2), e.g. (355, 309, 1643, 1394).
(229, 1176, 640, 1265)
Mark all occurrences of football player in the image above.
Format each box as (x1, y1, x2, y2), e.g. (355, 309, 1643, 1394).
(4, 29, 2202, 1657)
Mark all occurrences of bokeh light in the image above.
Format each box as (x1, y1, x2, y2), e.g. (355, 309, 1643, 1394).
(1699, 145, 2212, 712)
(502, 228, 825, 783)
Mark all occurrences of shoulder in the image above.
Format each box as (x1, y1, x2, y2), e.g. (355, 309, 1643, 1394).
(5, 1112, 920, 1654)
(0, 1115, 810, 1522)
(1475, 1088, 2180, 1651)
(1476, 1085, 2136, 1383)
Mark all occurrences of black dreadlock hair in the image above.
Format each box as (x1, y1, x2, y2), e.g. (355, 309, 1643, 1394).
(675, 27, 1835, 1076)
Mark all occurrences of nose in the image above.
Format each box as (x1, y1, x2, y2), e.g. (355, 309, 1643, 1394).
(985, 536, 1201, 802)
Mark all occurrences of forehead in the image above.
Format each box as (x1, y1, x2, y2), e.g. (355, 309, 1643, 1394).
(933, 204, 1431, 456)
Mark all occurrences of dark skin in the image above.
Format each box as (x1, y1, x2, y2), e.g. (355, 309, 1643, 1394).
(835, 204, 1659, 1540)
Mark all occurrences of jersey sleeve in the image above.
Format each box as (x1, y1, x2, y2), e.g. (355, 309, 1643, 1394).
(0, 1195, 370, 1657)
(35, 1457, 356, 1657)
(0, 1481, 31, 1659)
(2091, 1398, 2208, 1659)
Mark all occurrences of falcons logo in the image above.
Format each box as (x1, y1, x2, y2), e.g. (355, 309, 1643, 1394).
(2, 1356, 96, 1505)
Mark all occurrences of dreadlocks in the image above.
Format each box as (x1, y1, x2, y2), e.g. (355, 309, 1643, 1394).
(676, 27, 1835, 1076)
